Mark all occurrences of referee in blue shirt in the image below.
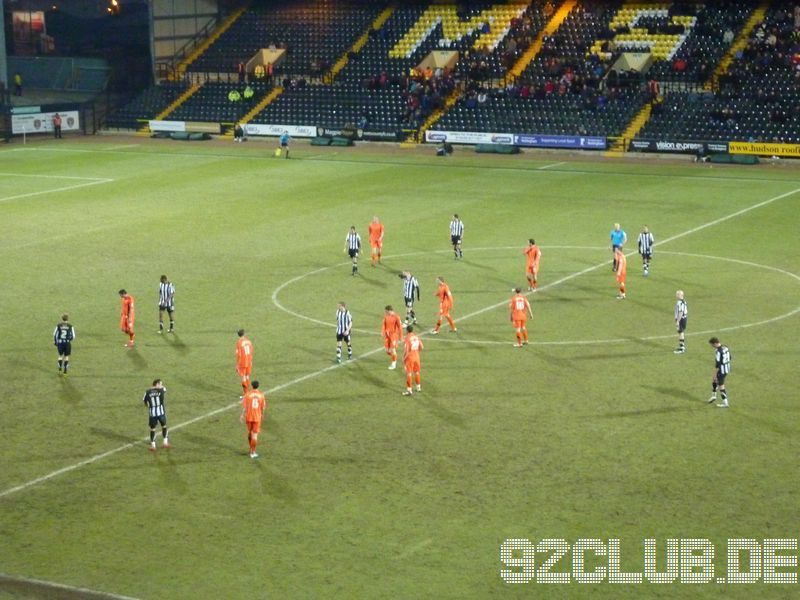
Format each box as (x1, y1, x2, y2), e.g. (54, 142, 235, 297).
(610, 223, 627, 271)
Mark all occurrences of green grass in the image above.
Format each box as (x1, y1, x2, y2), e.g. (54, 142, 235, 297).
(1, 139, 799, 599)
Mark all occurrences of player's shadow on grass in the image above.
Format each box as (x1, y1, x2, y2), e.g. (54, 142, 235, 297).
(163, 332, 189, 354)
(172, 374, 231, 397)
(641, 385, 700, 403)
(459, 258, 497, 273)
(350, 361, 395, 391)
(181, 430, 242, 456)
(412, 392, 466, 428)
(358, 274, 389, 289)
(58, 377, 83, 404)
(90, 426, 140, 445)
(125, 348, 148, 370)
(594, 405, 696, 418)
(156, 453, 190, 495)
(257, 463, 299, 504)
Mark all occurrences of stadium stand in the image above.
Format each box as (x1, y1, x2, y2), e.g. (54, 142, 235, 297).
(186, 0, 384, 77)
(106, 81, 191, 129)
(637, 3, 800, 143)
(431, 1, 651, 137)
(169, 81, 273, 124)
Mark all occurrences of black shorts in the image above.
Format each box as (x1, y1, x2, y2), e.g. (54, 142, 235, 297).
(404, 296, 414, 308)
(612, 244, 622, 252)
(714, 370, 728, 385)
(281, 142, 288, 148)
(336, 333, 351, 343)
(159, 304, 174, 313)
(451, 235, 461, 245)
(348, 248, 358, 259)
(641, 251, 652, 260)
(149, 415, 167, 428)
(677, 317, 687, 333)
(56, 341, 72, 356)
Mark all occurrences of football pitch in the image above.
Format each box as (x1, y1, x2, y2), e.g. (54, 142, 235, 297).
(1, 138, 799, 599)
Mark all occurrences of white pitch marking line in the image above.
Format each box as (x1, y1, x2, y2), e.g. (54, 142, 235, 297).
(0, 574, 140, 600)
(0, 172, 111, 181)
(103, 144, 140, 151)
(270, 245, 608, 332)
(537, 161, 566, 170)
(1, 189, 798, 499)
(0, 179, 114, 204)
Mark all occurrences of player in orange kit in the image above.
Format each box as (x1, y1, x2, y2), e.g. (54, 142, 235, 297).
(382, 305, 404, 370)
(508, 288, 533, 347)
(240, 380, 267, 459)
(402, 325, 424, 395)
(368, 216, 384, 266)
(235, 328, 254, 396)
(118, 289, 135, 347)
(614, 247, 627, 299)
(523, 239, 541, 291)
(431, 276, 457, 334)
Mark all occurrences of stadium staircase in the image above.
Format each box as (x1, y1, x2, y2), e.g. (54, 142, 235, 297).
(137, 82, 201, 134)
(705, 0, 769, 91)
(605, 101, 652, 156)
(325, 6, 396, 82)
(414, 88, 462, 144)
(174, 5, 249, 79)
(506, 0, 576, 82)
(225, 86, 284, 137)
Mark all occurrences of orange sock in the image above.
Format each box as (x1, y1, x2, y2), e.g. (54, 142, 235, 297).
(391, 351, 397, 362)
(447, 316, 456, 330)
(620, 283, 626, 294)
(516, 332, 522, 343)
(406, 374, 412, 387)
(415, 373, 421, 385)
(532, 281, 537, 289)
(435, 319, 442, 332)
(129, 333, 135, 342)
(523, 327, 528, 342)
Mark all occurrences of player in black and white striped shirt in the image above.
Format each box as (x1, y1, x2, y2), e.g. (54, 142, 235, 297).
(707, 337, 731, 407)
(450, 214, 464, 259)
(158, 275, 175, 333)
(344, 226, 362, 276)
(335, 302, 353, 363)
(143, 379, 170, 450)
(53, 314, 75, 375)
(637, 226, 655, 276)
(399, 271, 420, 325)
(673, 290, 688, 353)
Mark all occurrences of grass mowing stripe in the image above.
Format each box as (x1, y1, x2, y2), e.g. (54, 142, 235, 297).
(1, 186, 796, 500)
(12, 145, 800, 184)
(0, 573, 140, 600)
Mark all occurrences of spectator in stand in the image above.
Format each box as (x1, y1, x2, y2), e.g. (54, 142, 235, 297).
(673, 57, 688, 73)
(14, 72, 22, 96)
(723, 27, 734, 45)
(237, 61, 246, 83)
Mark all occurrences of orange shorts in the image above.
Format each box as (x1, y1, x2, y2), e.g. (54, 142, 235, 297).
(404, 359, 420, 373)
(246, 420, 261, 434)
(120, 321, 134, 334)
(527, 265, 538, 275)
(370, 240, 382, 250)
(513, 319, 527, 329)
(439, 302, 452, 316)
(237, 366, 251, 377)
(616, 274, 626, 283)
(384, 337, 398, 351)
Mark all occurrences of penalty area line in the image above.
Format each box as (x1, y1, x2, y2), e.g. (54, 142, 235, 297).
(0, 179, 114, 204)
(1, 187, 798, 500)
(0, 573, 140, 600)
